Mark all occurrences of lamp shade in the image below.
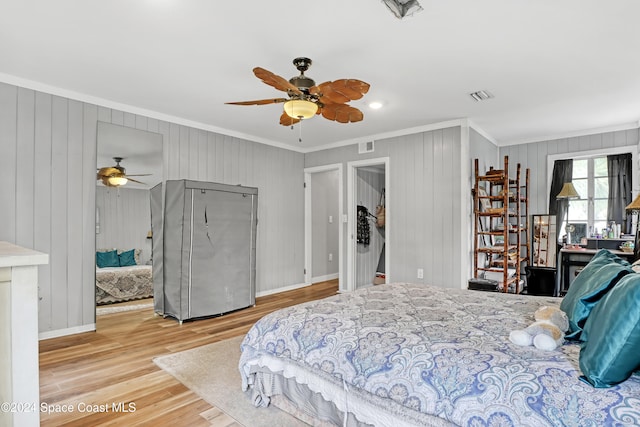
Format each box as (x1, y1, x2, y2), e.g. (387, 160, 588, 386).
(556, 182, 580, 199)
(283, 99, 318, 120)
(626, 193, 640, 211)
(107, 176, 128, 186)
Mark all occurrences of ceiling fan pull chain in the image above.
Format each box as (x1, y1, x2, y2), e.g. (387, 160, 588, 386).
(298, 117, 303, 143)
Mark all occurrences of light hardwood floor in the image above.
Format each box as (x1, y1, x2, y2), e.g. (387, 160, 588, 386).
(39, 280, 339, 426)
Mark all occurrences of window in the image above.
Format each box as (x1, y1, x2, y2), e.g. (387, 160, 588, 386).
(566, 156, 609, 237)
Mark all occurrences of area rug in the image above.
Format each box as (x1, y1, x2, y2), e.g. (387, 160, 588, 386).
(153, 335, 308, 426)
(96, 301, 153, 315)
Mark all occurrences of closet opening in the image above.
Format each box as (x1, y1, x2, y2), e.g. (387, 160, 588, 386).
(347, 158, 390, 291)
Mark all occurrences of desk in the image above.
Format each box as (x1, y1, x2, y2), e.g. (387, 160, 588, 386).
(0, 242, 48, 427)
(558, 248, 634, 296)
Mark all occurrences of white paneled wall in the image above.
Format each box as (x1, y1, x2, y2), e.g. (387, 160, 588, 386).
(0, 82, 304, 337)
(499, 129, 640, 216)
(305, 126, 467, 289)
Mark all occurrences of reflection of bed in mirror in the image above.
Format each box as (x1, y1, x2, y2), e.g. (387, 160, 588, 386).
(95, 186, 153, 305)
(96, 265, 152, 305)
(95, 121, 163, 306)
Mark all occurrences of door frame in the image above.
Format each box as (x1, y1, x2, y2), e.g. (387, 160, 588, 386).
(347, 157, 390, 292)
(304, 163, 344, 289)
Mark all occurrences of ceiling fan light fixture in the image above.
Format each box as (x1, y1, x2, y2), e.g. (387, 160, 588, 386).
(283, 99, 318, 120)
(107, 176, 128, 186)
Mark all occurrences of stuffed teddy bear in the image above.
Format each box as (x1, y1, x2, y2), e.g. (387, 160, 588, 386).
(509, 306, 569, 351)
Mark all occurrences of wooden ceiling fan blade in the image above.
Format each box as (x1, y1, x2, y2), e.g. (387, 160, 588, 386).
(279, 112, 301, 126)
(321, 104, 364, 123)
(124, 173, 152, 177)
(97, 166, 121, 178)
(253, 67, 302, 95)
(125, 177, 148, 185)
(317, 79, 370, 104)
(226, 98, 288, 106)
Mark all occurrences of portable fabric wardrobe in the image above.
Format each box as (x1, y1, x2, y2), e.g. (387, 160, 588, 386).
(150, 180, 258, 322)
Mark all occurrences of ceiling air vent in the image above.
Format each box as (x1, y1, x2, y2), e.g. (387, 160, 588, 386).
(469, 90, 494, 102)
(359, 141, 375, 154)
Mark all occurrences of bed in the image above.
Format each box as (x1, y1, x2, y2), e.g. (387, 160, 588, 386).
(239, 281, 640, 426)
(95, 248, 153, 305)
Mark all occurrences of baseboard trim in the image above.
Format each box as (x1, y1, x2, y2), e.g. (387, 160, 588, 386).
(39, 323, 96, 341)
(311, 273, 339, 283)
(256, 282, 309, 298)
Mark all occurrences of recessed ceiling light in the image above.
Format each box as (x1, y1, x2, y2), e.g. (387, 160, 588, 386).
(469, 90, 494, 102)
(369, 101, 383, 110)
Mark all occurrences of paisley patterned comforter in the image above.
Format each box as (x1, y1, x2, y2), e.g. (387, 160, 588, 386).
(95, 265, 153, 305)
(239, 283, 640, 427)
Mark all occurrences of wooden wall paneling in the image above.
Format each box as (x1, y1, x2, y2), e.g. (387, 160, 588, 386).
(123, 112, 136, 129)
(34, 92, 53, 331)
(423, 131, 435, 284)
(167, 123, 180, 180)
(305, 126, 465, 289)
(213, 133, 224, 183)
(389, 135, 410, 282)
(432, 129, 446, 287)
(147, 117, 160, 133)
(188, 127, 199, 180)
(602, 131, 615, 149)
(66, 99, 84, 326)
(445, 127, 461, 287)
(197, 129, 207, 181)
(16, 88, 35, 248)
(0, 83, 17, 243)
(499, 128, 640, 217)
(157, 121, 170, 184)
(82, 103, 98, 328)
(50, 95, 69, 330)
(135, 114, 147, 131)
(0, 81, 312, 336)
(178, 125, 189, 178)
(111, 109, 124, 126)
(222, 135, 233, 183)
(413, 133, 426, 284)
(206, 132, 216, 182)
(231, 136, 241, 184)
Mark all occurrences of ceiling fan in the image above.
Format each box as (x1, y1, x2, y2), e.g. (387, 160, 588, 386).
(97, 157, 150, 187)
(226, 57, 370, 126)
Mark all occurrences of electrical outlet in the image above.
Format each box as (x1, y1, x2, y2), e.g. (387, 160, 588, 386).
(328, 215, 333, 223)
(328, 253, 333, 262)
(417, 268, 424, 279)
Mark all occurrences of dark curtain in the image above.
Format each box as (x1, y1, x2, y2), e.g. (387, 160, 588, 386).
(607, 153, 632, 233)
(549, 160, 573, 239)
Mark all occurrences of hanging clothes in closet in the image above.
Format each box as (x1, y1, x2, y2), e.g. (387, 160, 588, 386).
(357, 205, 371, 245)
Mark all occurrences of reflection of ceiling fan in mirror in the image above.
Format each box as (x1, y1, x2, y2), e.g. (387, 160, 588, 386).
(97, 157, 150, 187)
(226, 57, 370, 126)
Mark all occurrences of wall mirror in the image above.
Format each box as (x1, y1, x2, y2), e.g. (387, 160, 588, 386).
(95, 121, 163, 307)
(531, 214, 557, 267)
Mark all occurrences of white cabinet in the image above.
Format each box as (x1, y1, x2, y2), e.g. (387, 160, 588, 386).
(0, 242, 48, 427)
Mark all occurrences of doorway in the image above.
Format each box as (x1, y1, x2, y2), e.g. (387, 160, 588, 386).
(304, 164, 343, 290)
(347, 157, 390, 291)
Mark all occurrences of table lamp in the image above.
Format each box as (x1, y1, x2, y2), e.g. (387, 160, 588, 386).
(556, 182, 580, 245)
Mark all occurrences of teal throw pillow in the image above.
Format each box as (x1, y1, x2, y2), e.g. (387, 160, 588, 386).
(118, 249, 137, 267)
(96, 250, 120, 268)
(559, 249, 633, 340)
(579, 273, 640, 388)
